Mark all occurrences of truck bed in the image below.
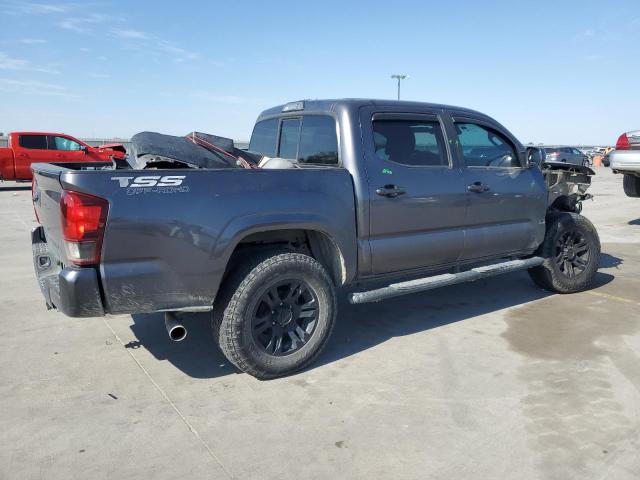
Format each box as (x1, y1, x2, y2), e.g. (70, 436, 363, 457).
(31, 162, 357, 316)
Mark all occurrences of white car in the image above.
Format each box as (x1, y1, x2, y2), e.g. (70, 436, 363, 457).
(610, 130, 640, 197)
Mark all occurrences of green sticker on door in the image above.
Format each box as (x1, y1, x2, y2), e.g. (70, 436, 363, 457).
(382, 168, 393, 175)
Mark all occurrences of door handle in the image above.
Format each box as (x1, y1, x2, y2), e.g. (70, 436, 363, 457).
(17, 153, 28, 158)
(376, 185, 406, 198)
(467, 182, 490, 193)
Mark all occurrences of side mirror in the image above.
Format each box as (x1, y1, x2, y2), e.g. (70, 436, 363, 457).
(526, 147, 542, 167)
(80, 146, 89, 154)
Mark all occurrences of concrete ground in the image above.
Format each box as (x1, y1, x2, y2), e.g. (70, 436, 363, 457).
(1, 168, 639, 480)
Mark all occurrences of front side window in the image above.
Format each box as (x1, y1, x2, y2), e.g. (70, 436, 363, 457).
(249, 118, 279, 157)
(19, 135, 47, 150)
(49, 136, 82, 151)
(372, 119, 448, 166)
(455, 123, 520, 168)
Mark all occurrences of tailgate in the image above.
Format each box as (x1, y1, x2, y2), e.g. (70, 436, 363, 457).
(32, 166, 67, 265)
(31, 164, 106, 317)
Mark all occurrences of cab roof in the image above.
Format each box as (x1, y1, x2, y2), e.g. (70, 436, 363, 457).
(257, 98, 489, 120)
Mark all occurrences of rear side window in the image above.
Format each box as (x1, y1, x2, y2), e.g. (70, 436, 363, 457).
(49, 136, 82, 151)
(455, 123, 520, 168)
(249, 118, 279, 157)
(19, 135, 47, 149)
(372, 120, 448, 166)
(298, 116, 338, 165)
(278, 118, 301, 159)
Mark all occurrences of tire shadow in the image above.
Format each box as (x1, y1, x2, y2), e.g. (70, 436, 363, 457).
(127, 269, 615, 379)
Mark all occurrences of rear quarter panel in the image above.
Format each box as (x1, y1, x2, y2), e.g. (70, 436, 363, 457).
(60, 168, 357, 314)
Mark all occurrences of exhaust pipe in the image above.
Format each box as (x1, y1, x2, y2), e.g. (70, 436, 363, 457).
(164, 312, 187, 342)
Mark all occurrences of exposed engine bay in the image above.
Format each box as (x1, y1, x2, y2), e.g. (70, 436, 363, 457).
(542, 161, 594, 212)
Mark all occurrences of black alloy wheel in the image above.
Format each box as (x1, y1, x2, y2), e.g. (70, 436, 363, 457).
(251, 280, 318, 356)
(554, 229, 590, 278)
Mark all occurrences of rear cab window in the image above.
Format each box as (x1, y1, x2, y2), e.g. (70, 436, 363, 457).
(19, 135, 48, 150)
(249, 115, 339, 166)
(248, 119, 279, 157)
(278, 118, 301, 159)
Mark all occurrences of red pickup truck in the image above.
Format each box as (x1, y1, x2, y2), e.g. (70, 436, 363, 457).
(0, 132, 126, 181)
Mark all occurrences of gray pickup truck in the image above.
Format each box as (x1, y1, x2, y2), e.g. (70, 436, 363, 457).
(31, 99, 600, 379)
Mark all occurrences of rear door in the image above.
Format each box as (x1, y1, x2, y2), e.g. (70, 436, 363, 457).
(14, 134, 59, 179)
(448, 114, 547, 261)
(361, 107, 467, 274)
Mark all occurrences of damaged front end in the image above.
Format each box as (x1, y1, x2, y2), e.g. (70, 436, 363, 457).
(542, 161, 594, 213)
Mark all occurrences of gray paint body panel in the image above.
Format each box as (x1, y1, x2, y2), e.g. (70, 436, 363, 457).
(31, 99, 549, 316)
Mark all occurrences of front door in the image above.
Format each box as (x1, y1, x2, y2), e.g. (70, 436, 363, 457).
(47, 135, 86, 162)
(450, 116, 547, 261)
(362, 109, 467, 274)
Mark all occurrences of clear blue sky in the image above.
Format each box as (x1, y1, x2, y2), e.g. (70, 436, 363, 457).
(0, 0, 638, 144)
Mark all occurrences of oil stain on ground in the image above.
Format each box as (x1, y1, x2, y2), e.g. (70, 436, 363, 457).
(502, 289, 640, 480)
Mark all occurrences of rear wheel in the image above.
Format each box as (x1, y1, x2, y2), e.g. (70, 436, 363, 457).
(212, 251, 336, 379)
(623, 174, 640, 197)
(529, 213, 600, 293)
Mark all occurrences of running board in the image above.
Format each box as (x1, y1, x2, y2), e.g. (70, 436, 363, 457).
(349, 257, 544, 304)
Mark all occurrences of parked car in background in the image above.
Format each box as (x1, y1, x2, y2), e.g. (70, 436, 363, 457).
(609, 130, 640, 197)
(0, 132, 126, 181)
(544, 147, 589, 166)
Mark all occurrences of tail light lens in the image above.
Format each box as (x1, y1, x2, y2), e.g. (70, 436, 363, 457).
(60, 190, 108, 266)
(616, 133, 630, 150)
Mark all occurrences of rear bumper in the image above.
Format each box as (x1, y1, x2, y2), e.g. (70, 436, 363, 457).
(32, 226, 105, 317)
(610, 150, 640, 173)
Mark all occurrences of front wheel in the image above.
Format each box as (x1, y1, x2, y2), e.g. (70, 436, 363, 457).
(529, 212, 600, 293)
(213, 252, 337, 379)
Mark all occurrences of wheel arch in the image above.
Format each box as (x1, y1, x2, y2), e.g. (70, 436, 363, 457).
(215, 214, 353, 288)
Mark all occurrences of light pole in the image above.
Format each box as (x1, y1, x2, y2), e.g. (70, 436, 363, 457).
(391, 74, 408, 100)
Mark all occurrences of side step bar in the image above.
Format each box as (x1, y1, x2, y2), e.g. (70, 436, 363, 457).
(349, 257, 544, 304)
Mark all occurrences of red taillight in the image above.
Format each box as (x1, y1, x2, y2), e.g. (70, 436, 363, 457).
(616, 133, 630, 150)
(60, 190, 108, 265)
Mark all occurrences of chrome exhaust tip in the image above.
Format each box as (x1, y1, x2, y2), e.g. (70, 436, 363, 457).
(164, 312, 187, 342)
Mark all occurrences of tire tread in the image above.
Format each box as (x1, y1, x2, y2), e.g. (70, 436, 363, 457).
(212, 251, 336, 379)
(623, 174, 640, 198)
(528, 212, 600, 293)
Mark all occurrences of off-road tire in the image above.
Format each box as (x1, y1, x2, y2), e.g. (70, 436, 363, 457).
(623, 174, 640, 198)
(212, 251, 337, 379)
(528, 212, 600, 293)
